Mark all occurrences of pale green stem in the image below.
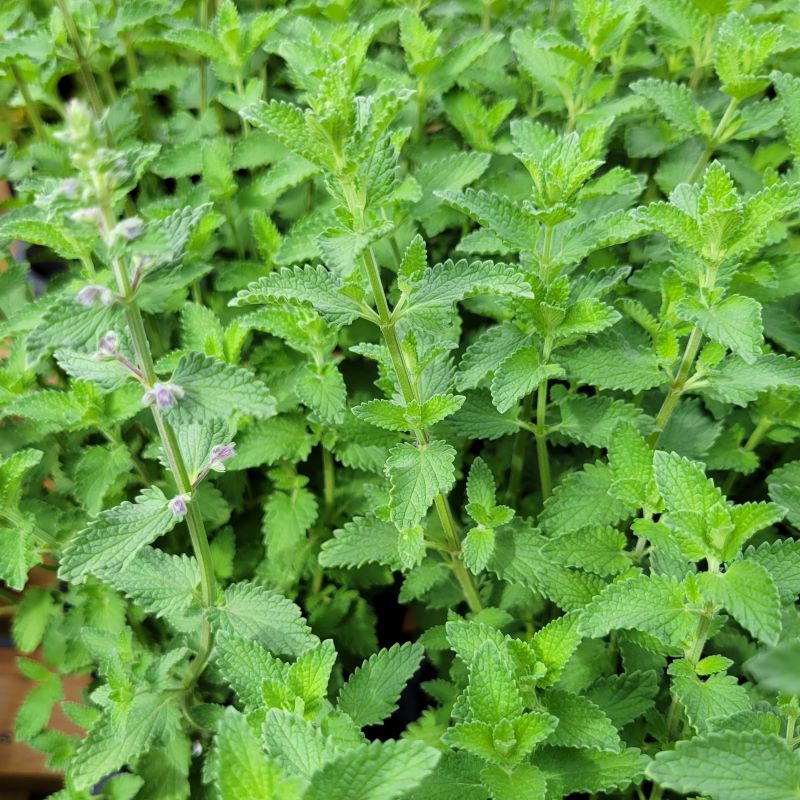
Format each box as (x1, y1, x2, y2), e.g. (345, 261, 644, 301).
(10, 65, 46, 140)
(99, 200, 216, 691)
(357, 235, 482, 613)
(55, 0, 105, 117)
(687, 97, 739, 184)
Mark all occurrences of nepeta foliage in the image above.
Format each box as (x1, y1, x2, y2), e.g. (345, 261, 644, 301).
(2, 1, 800, 799)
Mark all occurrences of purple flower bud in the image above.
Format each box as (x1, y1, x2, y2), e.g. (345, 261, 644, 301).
(142, 382, 185, 410)
(112, 217, 145, 241)
(69, 207, 103, 226)
(97, 330, 119, 356)
(209, 442, 236, 471)
(169, 494, 190, 517)
(76, 285, 114, 307)
(61, 178, 81, 198)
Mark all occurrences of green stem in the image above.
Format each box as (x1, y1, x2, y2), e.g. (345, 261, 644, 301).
(322, 445, 335, 519)
(3, 509, 58, 548)
(481, 0, 491, 31)
(235, 73, 250, 136)
(199, 0, 210, 116)
(687, 96, 739, 184)
(55, 0, 105, 117)
(649, 325, 704, 446)
(535, 376, 552, 501)
(507, 393, 534, 501)
(359, 244, 482, 613)
(10, 65, 46, 140)
(649, 606, 715, 800)
(100, 200, 216, 690)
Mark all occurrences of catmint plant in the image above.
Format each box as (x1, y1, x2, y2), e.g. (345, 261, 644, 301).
(1, 2, 800, 800)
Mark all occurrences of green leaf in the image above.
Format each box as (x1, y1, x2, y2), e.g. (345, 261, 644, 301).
(437, 189, 537, 253)
(405, 259, 529, 330)
(744, 538, 800, 601)
(703, 354, 800, 406)
(540, 689, 621, 751)
(231, 265, 363, 328)
(296, 362, 346, 424)
(557, 395, 647, 449)
(352, 399, 409, 432)
(677, 295, 763, 364)
(745, 639, 800, 695)
(578, 574, 695, 647)
(773, 71, 800, 160)
(385, 440, 456, 531)
(538, 746, 650, 797)
(631, 78, 702, 134)
(319, 517, 399, 569)
(462, 527, 496, 574)
(668, 659, 751, 734)
(0, 448, 43, 508)
(262, 708, 336, 780)
(167, 352, 276, 423)
(647, 730, 800, 800)
(456, 324, 530, 391)
(209, 582, 317, 658)
(490, 347, 564, 413)
(12, 587, 55, 653)
(585, 670, 659, 729)
(541, 527, 629, 577)
(214, 708, 296, 800)
(540, 461, 633, 535)
(72, 444, 133, 516)
(562, 331, 663, 393)
(302, 740, 440, 800)
(97, 546, 200, 628)
(163, 27, 227, 61)
(480, 764, 547, 800)
(466, 641, 524, 726)
(696, 561, 782, 645)
(214, 632, 286, 710)
(230, 415, 314, 470)
(59, 487, 178, 584)
(338, 642, 424, 728)
(768, 461, 800, 528)
(69, 692, 181, 791)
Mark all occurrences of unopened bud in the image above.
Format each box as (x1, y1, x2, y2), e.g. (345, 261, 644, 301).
(209, 443, 236, 471)
(76, 285, 114, 307)
(169, 494, 190, 517)
(60, 178, 81, 198)
(69, 207, 103, 227)
(142, 382, 185, 410)
(112, 217, 144, 241)
(97, 330, 119, 356)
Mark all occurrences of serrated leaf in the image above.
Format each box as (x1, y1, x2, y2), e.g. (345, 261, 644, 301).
(59, 487, 178, 584)
(338, 642, 424, 728)
(647, 730, 800, 800)
(541, 689, 621, 751)
(490, 347, 564, 413)
(167, 352, 275, 423)
(302, 739, 440, 800)
(697, 561, 781, 645)
(579, 574, 695, 647)
(385, 440, 456, 531)
(209, 582, 317, 658)
(677, 295, 763, 364)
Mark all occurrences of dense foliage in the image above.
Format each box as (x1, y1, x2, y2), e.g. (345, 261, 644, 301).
(2, 0, 800, 798)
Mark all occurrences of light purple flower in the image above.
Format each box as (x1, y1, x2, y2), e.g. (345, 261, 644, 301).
(76, 285, 114, 307)
(97, 330, 119, 356)
(169, 494, 190, 517)
(112, 217, 144, 241)
(60, 178, 81, 198)
(142, 382, 185, 410)
(69, 207, 104, 226)
(209, 443, 236, 471)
